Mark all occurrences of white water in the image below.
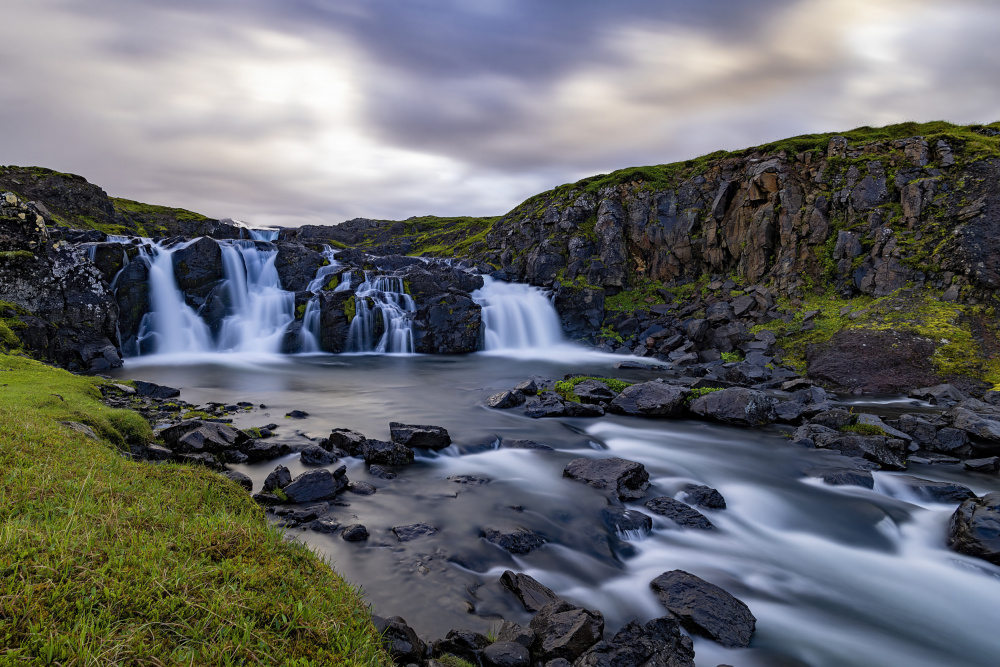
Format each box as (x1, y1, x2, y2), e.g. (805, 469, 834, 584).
(300, 246, 343, 353)
(247, 228, 279, 242)
(136, 241, 214, 355)
(347, 273, 416, 353)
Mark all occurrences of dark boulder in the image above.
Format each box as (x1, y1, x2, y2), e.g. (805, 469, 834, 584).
(348, 481, 377, 495)
(495, 621, 535, 649)
(574, 616, 695, 667)
(949, 408, 1000, 443)
(414, 291, 482, 354)
(481, 525, 545, 554)
(283, 466, 348, 503)
(160, 420, 249, 455)
(342, 524, 369, 541)
(362, 439, 414, 466)
(317, 290, 355, 353)
(220, 470, 253, 492)
(134, 380, 180, 399)
(273, 242, 324, 291)
(323, 427, 366, 455)
(964, 457, 1000, 474)
(300, 444, 338, 466)
(643, 497, 715, 530)
(688, 387, 776, 426)
(482, 640, 530, 667)
(263, 465, 292, 492)
(502, 439, 553, 451)
(499, 570, 560, 612)
(528, 600, 604, 664)
(948, 493, 1000, 564)
(449, 474, 491, 485)
(525, 392, 569, 418)
(171, 236, 222, 293)
(573, 379, 619, 404)
(600, 506, 653, 537)
(650, 570, 756, 648)
(371, 615, 425, 665)
(390, 422, 451, 450)
(609, 382, 688, 417)
(392, 522, 437, 541)
(433, 630, 490, 666)
(812, 432, 908, 470)
(563, 457, 650, 500)
(890, 475, 976, 503)
(678, 484, 726, 510)
(244, 440, 291, 463)
(369, 464, 397, 480)
(488, 390, 526, 409)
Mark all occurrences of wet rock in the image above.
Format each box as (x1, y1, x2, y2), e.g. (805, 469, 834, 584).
(144, 444, 174, 462)
(525, 392, 569, 418)
(503, 438, 554, 451)
(221, 470, 252, 492)
(488, 390, 526, 409)
(483, 640, 530, 667)
(159, 419, 250, 453)
(563, 457, 650, 500)
(392, 522, 437, 541)
(482, 525, 545, 554)
(514, 378, 540, 395)
(650, 570, 756, 648)
(414, 291, 482, 354)
(932, 427, 972, 456)
(341, 524, 369, 541)
(390, 421, 452, 450)
(283, 466, 348, 503)
(812, 432, 907, 470)
(573, 379, 619, 403)
(810, 409, 854, 430)
(171, 236, 222, 293)
(773, 400, 806, 423)
(369, 464, 397, 480)
(563, 402, 605, 417)
(688, 387, 776, 426)
(133, 380, 180, 399)
(948, 493, 1000, 564)
(449, 474, 491, 485)
(644, 497, 715, 529)
(964, 457, 1000, 474)
(244, 440, 292, 463)
(854, 413, 912, 443)
(434, 629, 490, 665)
(348, 481, 376, 495)
(175, 452, 224, 471)
(679, 484, 727, 509)
(949, 408, 1000, 443)
(890, 475, 976, 503)
(371, 615, 425, 664)
(323, 428, 367, 455)
(804, 462, 876, 489)
(362, 439, 415, 466)
(600, 506, 653, 536)
(263, 465, 291, 492)
(908, 452, 960, 466)
(285, 410, 309, 419)
(300, 444, 337, 466)
(273, 242, 324, 292)
(574, 616, 695, 667)
(909, 384, 966, 405)
(528, 600, 605, 664)
(499, 571, 560, 612)
(897, 413, 940, 445)
(496, 621, 535, 649)
(609, 382, 688, 417)
(309, 518, 341, 533)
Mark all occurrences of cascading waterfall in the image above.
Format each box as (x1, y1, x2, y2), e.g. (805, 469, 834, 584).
(247, 228, 279, 241)
(471, 276, 565, 350)
(135, 241, 214, 355)
(346, 273, 416, 353)
(299, 246, 343, 353)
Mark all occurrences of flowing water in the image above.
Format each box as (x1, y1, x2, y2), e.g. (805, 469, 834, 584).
(108, 239, 1000, 666)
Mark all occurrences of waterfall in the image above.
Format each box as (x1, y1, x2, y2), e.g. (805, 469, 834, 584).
(135, 241, 214, 355)
(472, 276, 565, 350)
(299, 246, 342, 353)
(248, 228, 279, 241)
(346, 273, 416, 353)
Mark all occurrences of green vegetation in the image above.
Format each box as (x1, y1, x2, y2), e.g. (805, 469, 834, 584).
(604, 284, 666, 313)
(326, 276, 340, 291)
(0, 301, 29, 353)
(721, 351, 741, 363)
(599, 325, 624, 344)
(352, 215, 499, 258)
(840, 423, 887, 437)
(435, 655, 476, 667)
(0, 352, 389, 665)
(555, 376, 631, 402)
(0, 250, 34, 262)
(344, 295, 356, 322)
(686, 386, 723, 402)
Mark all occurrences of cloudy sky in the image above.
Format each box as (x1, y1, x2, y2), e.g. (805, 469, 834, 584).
(3, 1, 999, 227)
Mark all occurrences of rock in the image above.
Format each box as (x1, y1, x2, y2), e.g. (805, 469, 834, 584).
(499, 571, 560, 612)
(482, 525, 545, 554)
(525, 393, 569, 418)
(324, 428, 366, 455)
(341, 524, 369, 541)
(600, 506, 653, 537)
(175, 452, 224, 470)
(133, 380, 180, 399)
(244, 440, 291, 463)
(688, 388, 776, 426)
(414, 291, 482, 354)
(773, 400, 806, 423)
(434, 630, 490, 665)
(907, 452, 960, 466)
(949, 408, 1000, 443)
(362, 439, 415, 466)
(273, 242, 324, 291)
(573, 379, 619, 403)
(483, 641, 530, 667)
(159, 419, 250, 453)
(300, 444, 338, 466)
(909, 384, 965, 405)
(948, 493, 1000, 564)
(650, 570, 756, 648)
(644, 497, 715, 529)
(348, 481, 377, 495)
(528, 600, 605, 664)
(263, 465, 291, 492)
(804, 462, 876, 489)
(496, 621, 535, 649)
(964, 457, 1000, 474)
(897, 413, 940, 445)
(563, 457, 650, 500)
(854, 413, 913, 442)
(809, 409, 854, 430)
(890, 475, 976, 503)
(143, 444, 174, 462)
(390, 421, 452, 450)
(371, 615, 425, 665)
(932, 427, 972, 456)
(679, 484, 727, 509)
(369, 464, 397, 480)
(812, 432, 907, 470)
(392, 522, 437, 541)
(563, 402, 605, 417)
(806, 329, 939, 393)
(283, 466, 348, 503)
(309, 518, 341, 533)
(503, 439, 554, 451)
(514, 378, 539, 395)
(488, 390, 526, 409)
(449, 474, 490, 485)
(609, 382, 688, 417)
(221, 470, 252, 492)
(574, 616, 695, 667)
(171, 236, 222, 293)
(285, 410, 309, 419)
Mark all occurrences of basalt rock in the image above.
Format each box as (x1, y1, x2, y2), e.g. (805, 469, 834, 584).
(273, 242, 324, 292)
(563, 457, 650, 500)
(371, 615, 425, 664)
(499, 570, 561, 613)
(283, 466, 348, 503)
(650, 570, 756, 648)
(528, 600, 605, 664)
(414, 291, 482, 354)
(688, 387, 776, 426)
(362, 439, 415, 466)
(481, 525, 545, 554)
(643, 497, 715, 530)
(948, 493, 1000, 564)
(609, 382, 688, 417)
(389, 422, 452, 450)
(574, 616, 695, 667)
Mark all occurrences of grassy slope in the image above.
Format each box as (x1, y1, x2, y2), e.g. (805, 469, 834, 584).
(0, 353, 389, 666)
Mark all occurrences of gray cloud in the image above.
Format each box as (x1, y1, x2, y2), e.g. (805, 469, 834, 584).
(1, 0, 998, 227)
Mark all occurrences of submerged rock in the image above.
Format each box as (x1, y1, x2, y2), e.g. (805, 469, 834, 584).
(487, 390, 526, 409)
(499, 570, 560, 612)
(678, 484, 727, 510)
(390, 421, 452, 450)
(481, 525, 545, 554)
(392, 522, 438, 541)
(362, 439, 415, 466)
(644, 497, 715, 530)
(949, 493, 1000, 564)
(563, 457, 650, 500)
(650, 570, 756, 648)
(609, 381, 688, 417)
(687, 387, 776, 426)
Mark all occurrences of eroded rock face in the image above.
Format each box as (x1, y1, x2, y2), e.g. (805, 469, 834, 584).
(949, 493, 1000, 564)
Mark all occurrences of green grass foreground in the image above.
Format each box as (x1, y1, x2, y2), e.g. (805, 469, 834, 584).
(0, 354, 390, 666)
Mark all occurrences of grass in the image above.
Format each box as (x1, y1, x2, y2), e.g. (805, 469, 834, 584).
(0, 353, 390, 665)
(554, 376, 631, 402)
(840, 423, 887, 436)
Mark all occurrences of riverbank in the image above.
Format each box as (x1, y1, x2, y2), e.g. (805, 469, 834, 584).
(0, 352, 389, 665)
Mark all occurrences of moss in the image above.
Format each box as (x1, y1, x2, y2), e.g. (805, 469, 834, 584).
(0, 250, 34, 262)
(840, 423, 887, 436)
(344, 295, 356, 323)
(554, 376, 632, 402)
(599, 325, 624, 344)
(720, 351, 741, 363)
(296, 304, 307, 319)
(326, 276, 340, 291)
(604, 284, 666, 313)
(686, 386, 724, 403)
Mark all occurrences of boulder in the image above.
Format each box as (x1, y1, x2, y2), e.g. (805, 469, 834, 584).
(162, 421, 250, 455)
(964, 457, 1000, 474)
(369, 464, 397, 480)
(525, 393, 569, 418)
(317, 290, 354, 353)
(563, 457, 650, 500)
(133, 380, 180, 399)
(283, 466, 348, 503)
(481, 525, 545, 554)
(371, 615, 425, 665)
(362, 439, 414, 466)
(573, 379, 619, 404)
(528, 600, 605, 664)
(482, 640, 530, 667)
(389, 422, 452, 450)
(609, 382, 688, 417)
(949, 408, 1000, 443)
(414, 291, 482, 354)
(323, 427, 366, 455)
(502, 439, 554, 451)
(171, 237, 222, 293)
(449, 474, 491, 485)
(688, 388, 776, 426)
(244, 440, 292, 463)
(650, 570, 756, 648)
(890, 475, 976, 503)
(348, 481, 377, 495)
(220, 470, 253, 492)
(644, 497, 715, 530)
(300, 444, 338, 466)
(600, 507, 653, 537)
(495, 621, 535, 649)
(574, 616, 695, 667)
(273, 242, 324, 292)
(812, 432, 908, 470)
(434, 630, 490, 666)
(678, 484, 727, 510)
(392, 522, 437, 541)
(909, 384, 966, 405)
(488, 390, 526, 409)
(499, 571, 560, 612)
(263, 465, 292, 492)
(948, 493, 1000, 564)
(341, 524, 369, 541)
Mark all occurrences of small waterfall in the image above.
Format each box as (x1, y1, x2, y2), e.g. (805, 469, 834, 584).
(248, 228, 279, 242)
(215, 241, 294, 353)
(136, 241, 214, 355)
(472, 276, 565, 350)
(347, 273, 416, 353)
(299, 246, 343, 353)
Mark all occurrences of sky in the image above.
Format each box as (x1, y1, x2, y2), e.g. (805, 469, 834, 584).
(2, 1, 999, 228)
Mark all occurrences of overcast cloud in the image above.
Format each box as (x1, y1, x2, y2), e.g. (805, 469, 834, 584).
(2, 0, 999, 227)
